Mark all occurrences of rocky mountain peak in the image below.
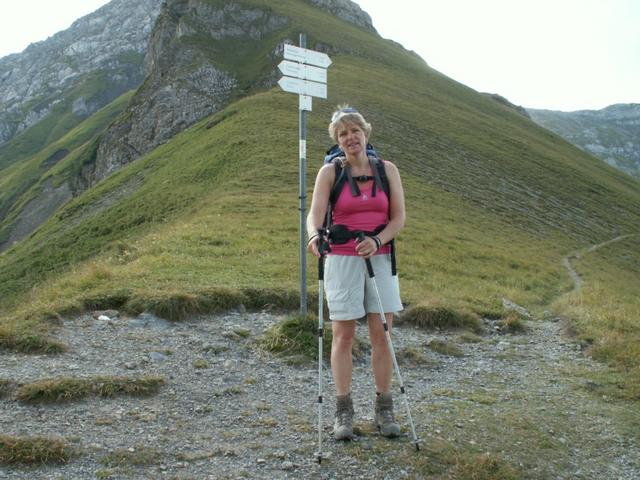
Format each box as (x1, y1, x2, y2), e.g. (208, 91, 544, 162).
(0, 0, 163, 146)
(305, 0, 376, 32)
(528, 103, 640, 179)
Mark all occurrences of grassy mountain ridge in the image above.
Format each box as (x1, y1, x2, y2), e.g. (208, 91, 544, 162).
(0, 0, 639, 398)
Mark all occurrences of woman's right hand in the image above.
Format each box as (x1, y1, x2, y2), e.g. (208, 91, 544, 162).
(308, 236, 321, 258)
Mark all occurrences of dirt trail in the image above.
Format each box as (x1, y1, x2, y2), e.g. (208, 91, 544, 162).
(1, 307, 639, 479)
(561, 233, 639, 291)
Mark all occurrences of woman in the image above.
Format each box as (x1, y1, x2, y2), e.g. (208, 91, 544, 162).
(307, 105, 406, 440)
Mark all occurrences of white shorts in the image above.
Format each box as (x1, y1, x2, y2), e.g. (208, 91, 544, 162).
(324, 254, 403, 321)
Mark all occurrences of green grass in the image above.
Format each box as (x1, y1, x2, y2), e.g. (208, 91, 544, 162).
(15, 376, 165, 404)
(260, 313, 331, 361)
(100, 445, 161, 467)
(192, 359, 209, 369)
(0, 435, 73, 465)
(0, 379, 12, 398)
(259, 312, 371, 363)
(498, 310, 529, 333)
(457, 332, 484, 343)
(340, 434, 520, 479)
(396, 345, 431, 365)
(403, 441, 520, 479)
(399, 301, 484, 333)
(553, 235, 640, 398)
(427, 339, 465, 357)
(0, 319, 68, 354)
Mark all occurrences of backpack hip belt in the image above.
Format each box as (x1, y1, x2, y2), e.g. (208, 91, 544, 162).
(326, 224, 397, 276)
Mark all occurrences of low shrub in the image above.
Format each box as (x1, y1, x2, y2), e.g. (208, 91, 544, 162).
(15, 376, 164, 404)
(499, 310, 528, 333)
(0, 435, 72, 465)
(400, 301, 484, 334)
(427, 339, 464, 357)
(0, 325, 67, 354)
(0, 379, 12, 398)
(260, 313, 331, 362)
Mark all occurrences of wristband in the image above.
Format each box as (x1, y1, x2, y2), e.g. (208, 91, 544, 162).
(372, 235, 382, 250)
(307, 234, 319, 244)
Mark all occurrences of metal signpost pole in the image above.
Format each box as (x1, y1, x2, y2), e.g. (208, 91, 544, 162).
(277, 35, 331, 316)
(299, 33, 307, 316)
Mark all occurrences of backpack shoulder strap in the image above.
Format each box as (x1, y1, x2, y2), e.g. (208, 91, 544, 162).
(371, 157, 390, 200)
(329, 159, 360, 207)
(368, 156, 383, 198)
(372, 158, 396, 276)
(329, 159, 345, 208)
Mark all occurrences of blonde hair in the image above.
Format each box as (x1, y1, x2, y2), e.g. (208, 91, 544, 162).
(328, 104, 372, 143)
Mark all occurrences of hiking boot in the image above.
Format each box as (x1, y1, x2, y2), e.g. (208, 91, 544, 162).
(375, 392, 400, 437)
(333, 393, 354, 440)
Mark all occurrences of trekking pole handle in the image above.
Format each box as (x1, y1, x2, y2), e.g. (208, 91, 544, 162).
(317, 229, 331, 280)
(356, 232, 375, 278)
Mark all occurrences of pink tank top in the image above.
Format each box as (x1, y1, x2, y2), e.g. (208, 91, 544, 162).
(329, 181, 391, 256)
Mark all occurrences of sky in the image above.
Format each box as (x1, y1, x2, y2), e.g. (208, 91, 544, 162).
(0, 0, 638, 112)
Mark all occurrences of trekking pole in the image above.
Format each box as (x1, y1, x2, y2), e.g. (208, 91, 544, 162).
(316, 232, 330, 464)
(357, 233, 420, 451)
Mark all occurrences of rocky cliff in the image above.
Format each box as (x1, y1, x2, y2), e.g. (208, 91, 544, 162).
(306, 0, 376, 32)
(528, 104, 640, 179)
(0, 0, 162, 148)
(85, 0, 285, 186)
(83, 0, 377, 187)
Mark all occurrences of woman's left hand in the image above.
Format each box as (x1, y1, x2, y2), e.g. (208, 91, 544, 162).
(355, 236, 378, 259)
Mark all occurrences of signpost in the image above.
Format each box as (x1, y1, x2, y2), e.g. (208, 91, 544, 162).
(278, 34, 331, 316)
(277, 76, 327, 99)
(278, 60, 328, 84)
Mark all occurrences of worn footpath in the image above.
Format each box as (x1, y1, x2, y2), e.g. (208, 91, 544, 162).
(1, 306, 639, 479)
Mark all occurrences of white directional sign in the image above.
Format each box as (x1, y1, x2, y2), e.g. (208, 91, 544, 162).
(284, 44, 332, 68)
(278, 60, 327, 84)
(278, 76, 327, 99)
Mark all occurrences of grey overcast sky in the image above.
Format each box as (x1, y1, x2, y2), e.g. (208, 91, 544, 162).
(1, 0, 638, 111)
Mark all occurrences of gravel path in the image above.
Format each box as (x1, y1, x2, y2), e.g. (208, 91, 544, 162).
(1, 307, 639, 479)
